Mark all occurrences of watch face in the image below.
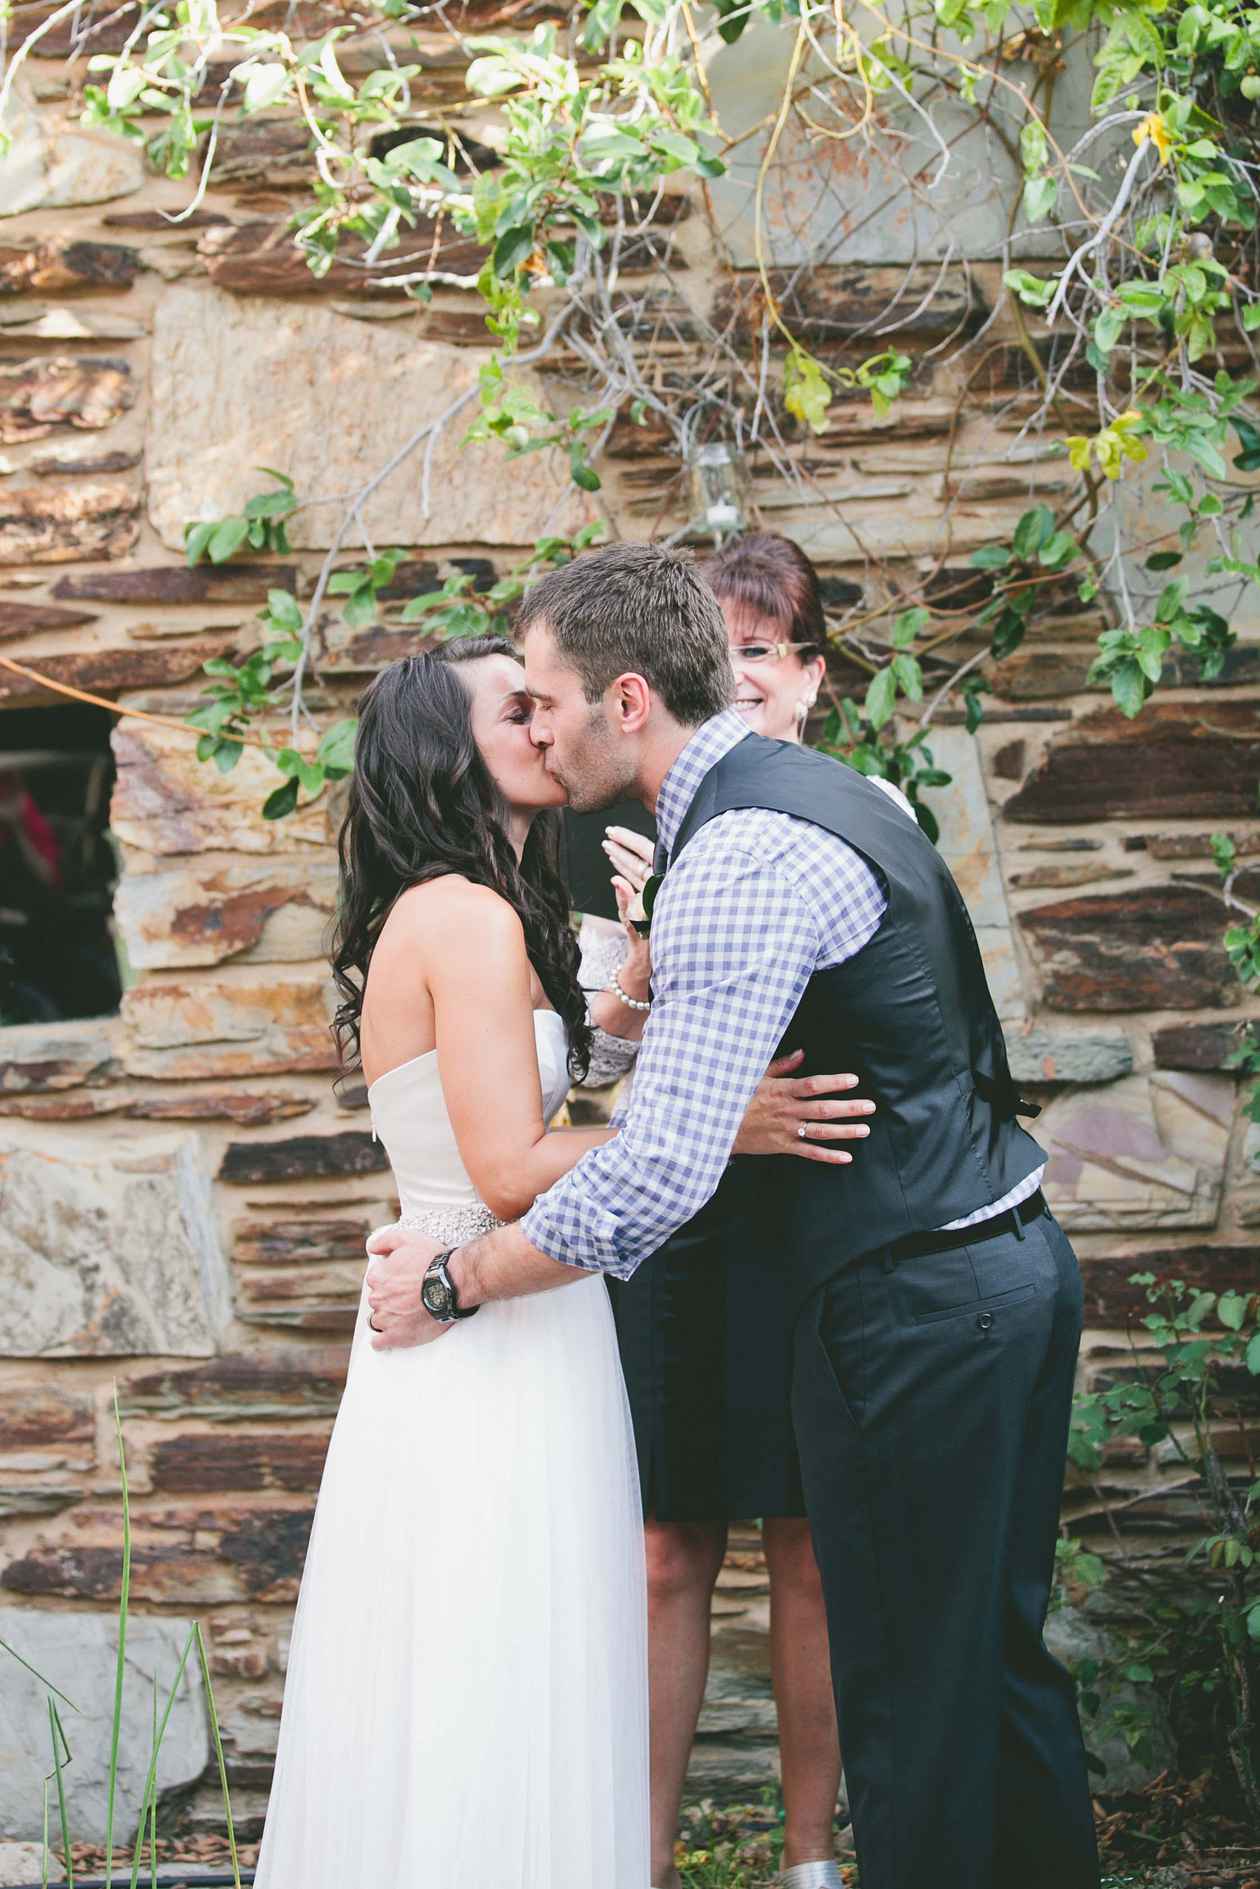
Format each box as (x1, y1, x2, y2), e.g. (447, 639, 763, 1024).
(422, 1274, 452, 1318)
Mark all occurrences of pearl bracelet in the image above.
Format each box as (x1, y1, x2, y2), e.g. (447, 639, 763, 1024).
(608, 969, 651, 1013)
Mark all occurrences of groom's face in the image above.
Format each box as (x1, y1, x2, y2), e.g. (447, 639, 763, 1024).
(523, 624, 636, 813)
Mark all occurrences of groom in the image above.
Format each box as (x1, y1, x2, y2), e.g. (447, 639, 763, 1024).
(367, 543, 1099, 1889)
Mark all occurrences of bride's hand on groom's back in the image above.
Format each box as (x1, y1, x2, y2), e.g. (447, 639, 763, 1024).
(732, 1049, 876, 1165)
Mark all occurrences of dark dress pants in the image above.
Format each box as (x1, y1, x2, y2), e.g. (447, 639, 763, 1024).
(791, 1204, 1099, 1889)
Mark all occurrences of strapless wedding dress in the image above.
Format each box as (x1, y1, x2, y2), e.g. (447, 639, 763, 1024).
(252, 1011, 649, 1887)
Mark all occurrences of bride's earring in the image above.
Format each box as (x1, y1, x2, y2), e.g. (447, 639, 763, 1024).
(796, 694, 817, 731)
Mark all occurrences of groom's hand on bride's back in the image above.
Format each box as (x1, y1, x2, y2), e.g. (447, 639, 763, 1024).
(732, 1049, 876, 1164)
(365, 1226, 447, 1349)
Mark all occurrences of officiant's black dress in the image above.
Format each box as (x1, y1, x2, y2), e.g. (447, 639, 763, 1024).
(563, 805, 806, 1523)
(608, 1170, 807, 1521)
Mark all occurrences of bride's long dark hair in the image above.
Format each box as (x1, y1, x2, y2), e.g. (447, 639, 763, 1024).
(331, 637, 591, 1080)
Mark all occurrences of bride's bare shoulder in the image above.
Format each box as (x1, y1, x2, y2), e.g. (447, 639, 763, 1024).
(383, 875, 525, 958)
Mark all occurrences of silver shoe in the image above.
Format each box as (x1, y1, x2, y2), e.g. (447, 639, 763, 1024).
(779, 1865, 848, 1888)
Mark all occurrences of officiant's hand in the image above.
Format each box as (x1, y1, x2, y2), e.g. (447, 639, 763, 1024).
(604, 824, 653, 999)
(364, 1226, 448, 1349)
(733, 1049, 875, 1165)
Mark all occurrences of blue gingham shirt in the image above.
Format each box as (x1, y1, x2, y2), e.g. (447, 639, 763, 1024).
(522, 711, 1041, 1278)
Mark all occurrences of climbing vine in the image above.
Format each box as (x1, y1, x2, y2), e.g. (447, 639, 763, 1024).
(7, 0, 1255, 990)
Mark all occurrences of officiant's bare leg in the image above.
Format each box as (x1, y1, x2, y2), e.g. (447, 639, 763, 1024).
(646, 1517, 729, 1889)
(763, 1516, 844, 1868)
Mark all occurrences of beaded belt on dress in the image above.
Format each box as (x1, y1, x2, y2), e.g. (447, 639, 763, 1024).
(396, 1202, 504, 1245)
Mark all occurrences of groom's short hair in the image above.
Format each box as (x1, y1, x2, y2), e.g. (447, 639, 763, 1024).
(517, 543, 734, 727)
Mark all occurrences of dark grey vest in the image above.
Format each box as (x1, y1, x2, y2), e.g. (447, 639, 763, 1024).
(669, 733, 1046, 1302)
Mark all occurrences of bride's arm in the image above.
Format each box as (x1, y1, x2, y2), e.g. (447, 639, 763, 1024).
(429, 883, 613, 1223)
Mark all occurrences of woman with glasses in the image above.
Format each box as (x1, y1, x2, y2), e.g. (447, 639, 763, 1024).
(601, 534, 909, 1889)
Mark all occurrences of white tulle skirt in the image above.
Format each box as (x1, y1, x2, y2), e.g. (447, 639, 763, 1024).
(252, 1266, 650, 1888)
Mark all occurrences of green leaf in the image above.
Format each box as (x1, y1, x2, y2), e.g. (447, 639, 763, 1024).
(1013, 505, 1054, 560)
(580, 0, 624, 46)
(989, 608, 1026, 661)
(184, 520, 216, 568)
(207, 516, 250, 563)
(1116, 280, 1166, 316)
(1019, 120, 1048, 172)
(653, 128, 701, 167)
(1022, 174, 1057, 223)
(1144, 551, 1182, 571)
(243, 487, 296, 520)
(318, 37, 354, 99)
(891, 607, 930, 648)
(1038, 530, 1077, 569)
(1093, 306, 1124, 354)
(1218, 1290, 1248, 1331)
(1246, 1330, 1260, 1376)
(713, 0, 751, 42)
(580, 125, 645, 165)
(914, 799, 940, 845)
(1185, 434, 1228, 479)
(316, 717, 358, 773)
(569, 446, 601, 492)
(493, 225, 534, 276)
(262, 779, 300, 820)
(892, 653, 924, 702)
(864, 666, 898, 732)
(1003, 269, 1055, 309)
(1110, 657, 1148, 718)
(265, 589, 303, 633)
(1155, 578, 1187, 624)
(342, 587, 377, 628)
(213, 739, 243, 774)
(970, 544, 1012, 570)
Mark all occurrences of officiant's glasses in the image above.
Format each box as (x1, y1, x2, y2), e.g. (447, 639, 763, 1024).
(729, 640, 812, 664)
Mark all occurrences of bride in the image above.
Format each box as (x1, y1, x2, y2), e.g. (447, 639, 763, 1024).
(251, 636, 869, 1887)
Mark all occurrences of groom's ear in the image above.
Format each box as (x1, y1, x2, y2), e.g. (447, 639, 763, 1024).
(608, 671, 653, 735)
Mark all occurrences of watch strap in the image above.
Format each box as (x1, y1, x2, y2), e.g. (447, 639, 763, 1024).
(424, 1247, 479, 1321)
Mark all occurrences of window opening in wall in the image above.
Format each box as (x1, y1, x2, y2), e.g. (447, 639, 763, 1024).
(0, 702, 122, 1027)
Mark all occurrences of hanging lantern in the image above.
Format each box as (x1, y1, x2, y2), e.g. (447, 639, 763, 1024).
(687, 440, 751, 542)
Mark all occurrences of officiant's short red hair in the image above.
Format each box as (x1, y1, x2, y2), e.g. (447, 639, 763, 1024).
(700, 532, 827, 662)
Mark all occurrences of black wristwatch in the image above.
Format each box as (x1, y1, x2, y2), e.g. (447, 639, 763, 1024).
(420, 1248, 480, 1325)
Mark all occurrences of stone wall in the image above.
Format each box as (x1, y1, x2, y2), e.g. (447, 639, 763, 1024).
(1, 2, 1258, 1841)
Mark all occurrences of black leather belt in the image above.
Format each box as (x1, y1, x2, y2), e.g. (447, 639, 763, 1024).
(884, 1189, 1047, 1268)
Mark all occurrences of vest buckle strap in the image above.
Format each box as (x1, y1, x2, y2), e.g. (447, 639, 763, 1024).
(973, 1068, 1042, 1121)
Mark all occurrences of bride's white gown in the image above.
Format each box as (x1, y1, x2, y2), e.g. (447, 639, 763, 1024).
(252, 1010, 650, 1886)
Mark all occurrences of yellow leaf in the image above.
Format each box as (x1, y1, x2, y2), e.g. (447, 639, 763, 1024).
(1066, 435, 1092, 472)
(1111, 408, 1144, 435)
(1134, 112, 1172, 165)
(1096, 433, 1123, 481)
(784, 345, 832, 435)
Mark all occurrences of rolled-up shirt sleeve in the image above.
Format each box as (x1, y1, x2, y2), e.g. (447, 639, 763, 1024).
(521, 836, 821, 1279)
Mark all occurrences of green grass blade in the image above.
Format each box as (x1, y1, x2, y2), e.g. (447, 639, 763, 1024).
(0, 1635, 79, 1713)
(104, 1387, 132, 1889)
(194, 1624, 242, 1889)
(48, 1697, 74, 1889)
(127, 1626, 196, 1889)
(149, 1679, 158, 1889)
